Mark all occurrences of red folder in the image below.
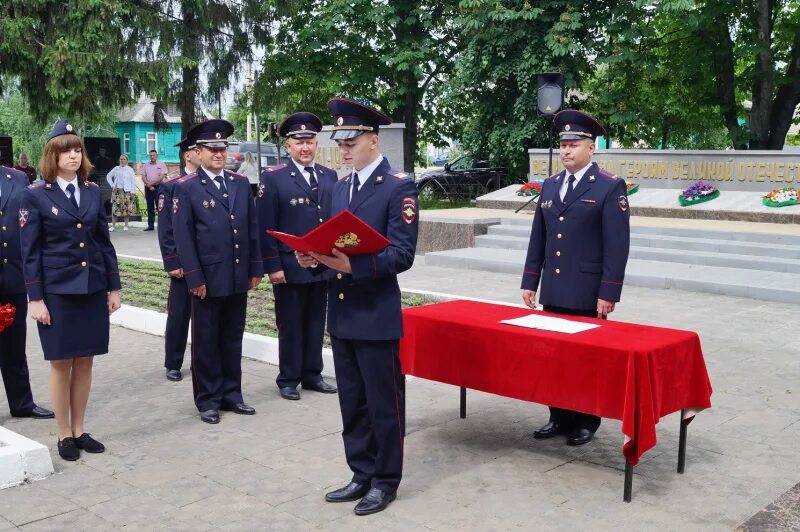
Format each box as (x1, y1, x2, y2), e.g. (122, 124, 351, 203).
(267, 210, 391, 256)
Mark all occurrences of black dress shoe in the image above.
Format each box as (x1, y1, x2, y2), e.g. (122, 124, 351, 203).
(57, 437, 80, 461)
(533, 421, 567, 439)
(200, 409, 220, 424)
(302, 380, 338, 394)
(325, 482, 370, 503)
(12, 405, 55, 419)
(74, 433, 105, 453)
(224, 402, 255, 415)
(354, 488, 396, 516)
(143, 227, 154, 231)
(166, 369, 182, 381)
(279, 387, 300, 400)
(566, 427, 595, 446)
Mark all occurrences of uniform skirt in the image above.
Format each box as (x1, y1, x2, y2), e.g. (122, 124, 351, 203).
(38, 291, 109, 360)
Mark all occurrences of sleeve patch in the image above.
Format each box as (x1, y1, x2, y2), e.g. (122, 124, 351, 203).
(18, 208, 29, 227)
(172, 197, 180, 214)
(618, 195, 629, 212)
(157, 193, 166, 212)
(257, 183, 265, 198)
(401, 197, 417, 224)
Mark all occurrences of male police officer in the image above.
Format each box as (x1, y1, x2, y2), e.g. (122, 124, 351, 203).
(172, 120, 263, 424)
(521, 109, 630, 446)
(297, 98, 418, 516)
(156, 137, 198, 382)
(257, 112, 338, 401)
(0, 165, 54, 419)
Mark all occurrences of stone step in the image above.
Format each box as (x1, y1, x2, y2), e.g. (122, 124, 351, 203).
(485, 225, 799, 258)
(423, 247, 800, 304)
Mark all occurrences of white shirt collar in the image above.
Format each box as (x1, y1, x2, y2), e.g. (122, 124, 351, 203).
(291, 159, 314, 186)
(352, 155, 383, 190)
(201, 166, 225, 187)
(56, 176, 80, 198)
(567, 162, 593, 183)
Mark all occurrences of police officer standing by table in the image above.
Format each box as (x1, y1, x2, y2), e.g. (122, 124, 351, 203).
(172, 119, 263, 424)
(0, 165, 54, 420)
(156, 137, 198, 382)
(296, 98, 418, 516)
(257, 112, 338, 401)
(521, 109, 630, 446)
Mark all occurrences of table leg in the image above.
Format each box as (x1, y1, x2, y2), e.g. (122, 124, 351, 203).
(623, 462, 633, 502)
(402, 375, 407, 437)
(460, 387, 466, 419)
(678, 408, 687, 474)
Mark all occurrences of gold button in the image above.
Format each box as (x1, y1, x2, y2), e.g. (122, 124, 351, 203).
(77, 223, 82, 229)
(235, 258, 240, 264)
(81, 261, 87, 267)
(559, 216, 564, 221)
(235, 244, 239, 249)
(556, 251, 561, 256)
(1, 226, 5, 231)
(2, 243, 6, 248)
(336, 273, 342, 280)
(555, 268, 560, 274)
(319, 218, 323, 223)
(2, 259, 6, 264)
(0, 210, 3, 215)
(557, 233, 562, 239)
(230, 214, 235, 220)
(338, 293, 344, 300)
(233, 229, 238, 234)
(79, 242, 85, 248)
(317, 205, 321, 210)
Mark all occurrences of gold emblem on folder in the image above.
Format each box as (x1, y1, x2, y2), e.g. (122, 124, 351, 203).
(335, 232, 361, 249)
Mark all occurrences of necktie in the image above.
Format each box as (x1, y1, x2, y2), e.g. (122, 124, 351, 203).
(214, 175, 227, 194)
(304, 166, 318, 202)
(349, 172, 360, 207)
(66, 183, 79, 209)
(562, 174, 576, 204)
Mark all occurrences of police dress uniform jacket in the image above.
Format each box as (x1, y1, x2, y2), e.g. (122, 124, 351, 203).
(0, 167, 31, 294)
(521, 162, 630, 311)
(172, 168, 264, 297)
(324, 157, 419, 341)
(20, 180, 122, 301)
(0, 166, 37, 414)
(157, 173, 194, 273)
(257, 162, 337, 282)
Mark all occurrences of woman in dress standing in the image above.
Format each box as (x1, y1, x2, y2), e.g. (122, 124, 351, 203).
(105, 154, 137, 231)
(19, 120, 122, 461)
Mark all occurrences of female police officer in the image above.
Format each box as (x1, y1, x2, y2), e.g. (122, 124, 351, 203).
(20, 120, 122, 461)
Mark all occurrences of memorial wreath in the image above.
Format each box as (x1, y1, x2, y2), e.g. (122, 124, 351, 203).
(517, 180, 543, 197)
(762, 187, 798, 208)
(678, 180, 719, 207)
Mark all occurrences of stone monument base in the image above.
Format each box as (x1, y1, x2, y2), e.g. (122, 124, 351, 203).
(0, 427, 54, 490)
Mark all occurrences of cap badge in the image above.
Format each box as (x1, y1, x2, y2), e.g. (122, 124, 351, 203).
(337, 117, 344, 126)
(301, 124, 306, 130)
(565, 124, 571, 131)
(66, 124, 73, 132)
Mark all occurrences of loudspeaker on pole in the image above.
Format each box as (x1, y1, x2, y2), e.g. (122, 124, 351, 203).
(537, 73, 564, 116)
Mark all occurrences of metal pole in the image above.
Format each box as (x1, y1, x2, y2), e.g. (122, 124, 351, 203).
(255, 113, 262, 176)
(623, 462, 633, 502)
(678, 409, 687, 473)
(460, 387, 466, 418)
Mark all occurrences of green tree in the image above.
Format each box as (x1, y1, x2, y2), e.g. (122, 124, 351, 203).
(254, 0, 461, 172)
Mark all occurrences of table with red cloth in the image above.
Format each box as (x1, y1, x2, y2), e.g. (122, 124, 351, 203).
(400, 300, 713, 500)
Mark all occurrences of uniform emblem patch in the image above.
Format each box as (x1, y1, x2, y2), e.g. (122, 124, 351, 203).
(202, 200, 209, 209)
(401, 197, 417, 224)
(210, 199, 216, 208)
(51, 206, 59, 216)
(618, 195, 629, 212)
(18, 208, 29, 227)
(172, 197, 179, 214)
(541, 200, 553, 209)
(290, 198, 298, 206)
(157, 193, 165, 212)
(257, 183, 265, 198)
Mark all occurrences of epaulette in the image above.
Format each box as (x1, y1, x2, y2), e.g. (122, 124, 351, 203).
(388, 168, 410, 179)
(227, 170, 245, 180)
(545, 173, 560, 182)
(177, 173, 198, 185)
(597, 168, 620, 180)
(28, 181, 47, 190)
(84, 181, 98, 187)
(266, 164, 287, 173)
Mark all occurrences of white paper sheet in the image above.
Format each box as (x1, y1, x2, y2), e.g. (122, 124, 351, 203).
(500, 313, 600, 334)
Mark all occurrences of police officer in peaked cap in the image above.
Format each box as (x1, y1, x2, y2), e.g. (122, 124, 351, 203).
(521, 109, 630, 446)
(296, 97, 418, 516)
(257, 112, 338, 401)
(171, 119, 264, 424)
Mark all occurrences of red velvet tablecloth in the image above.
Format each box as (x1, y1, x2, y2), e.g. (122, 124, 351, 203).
(400, 300, 713, 465)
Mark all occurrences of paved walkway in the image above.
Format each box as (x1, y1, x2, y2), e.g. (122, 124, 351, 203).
(0, 222, 798, 530)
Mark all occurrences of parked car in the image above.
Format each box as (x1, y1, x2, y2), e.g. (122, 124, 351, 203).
(416, 155, 508, 201)
(431, 154, 449, 166)
(225, 141, 288, 185)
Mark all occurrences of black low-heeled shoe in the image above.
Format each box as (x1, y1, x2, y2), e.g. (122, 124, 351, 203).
(58, 437, 80, 461)
(74, 433, 106, 453)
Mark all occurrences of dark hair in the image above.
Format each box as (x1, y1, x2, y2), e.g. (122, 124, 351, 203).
(149, 149, 158, 154)
(38, 134, 93, 184)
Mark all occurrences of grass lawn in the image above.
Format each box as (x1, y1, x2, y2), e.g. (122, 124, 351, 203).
(119, 259, 434, 344)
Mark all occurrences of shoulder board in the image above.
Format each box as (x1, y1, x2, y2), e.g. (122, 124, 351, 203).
(388, 168, 410, 179)
(84, 181, 98, 187)
(227, 170, 245, 179)
(28, 182, 47, 189)
(267, 164, 287, 173)
(177, 173, 198, 185)
(597, 168, 620, 180)
(545, 173, 561, 182)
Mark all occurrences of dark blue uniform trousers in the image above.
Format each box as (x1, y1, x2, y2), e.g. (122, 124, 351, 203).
(0, 294, 35, 415)
(331, 336, 404, 494)
(273, 282, 326, 389)
(190, 292, 247, 412)
(543, 305, 602, 433)
(164, 276, 191, 371)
